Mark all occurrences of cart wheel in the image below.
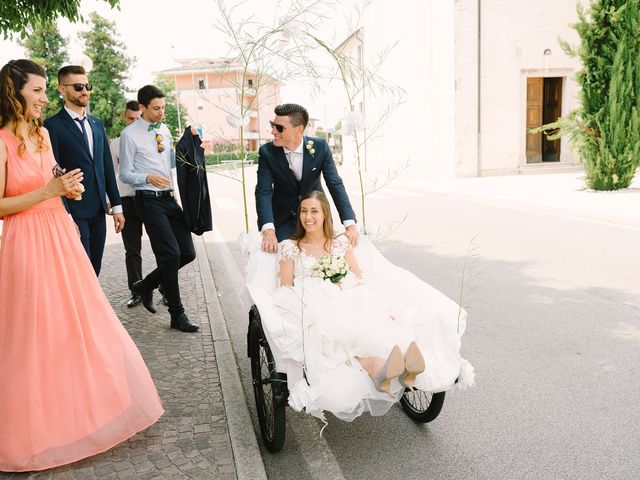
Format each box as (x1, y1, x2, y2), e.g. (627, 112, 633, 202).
(400, 389, 446, 423)
(248, 311, 287, 452)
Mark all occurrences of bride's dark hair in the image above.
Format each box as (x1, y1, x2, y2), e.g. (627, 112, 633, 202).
(290, 190, 335, 252)
(0, 59, 47, 156)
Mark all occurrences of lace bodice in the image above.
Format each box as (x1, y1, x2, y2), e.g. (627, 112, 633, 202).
(278, 235, 351, 280)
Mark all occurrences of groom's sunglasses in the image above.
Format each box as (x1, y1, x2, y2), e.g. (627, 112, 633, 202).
(269, 121, 288, 133)
(62, 83, 93, 92)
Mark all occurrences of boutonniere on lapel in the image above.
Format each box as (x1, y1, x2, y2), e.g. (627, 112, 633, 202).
(306, 139, 315, 157)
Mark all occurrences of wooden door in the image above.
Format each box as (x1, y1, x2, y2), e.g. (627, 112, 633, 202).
(542, 77, 563, 161)
(526, 77, 543, 163)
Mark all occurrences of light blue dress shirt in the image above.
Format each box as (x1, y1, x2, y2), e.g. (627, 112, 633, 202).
(119, 118, 174, 191)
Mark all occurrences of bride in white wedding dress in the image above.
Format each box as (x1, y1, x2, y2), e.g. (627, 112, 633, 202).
(245, 190, 474, 422)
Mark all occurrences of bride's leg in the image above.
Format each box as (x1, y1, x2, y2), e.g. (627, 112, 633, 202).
(355, 356, 384, 378)
(356, 345, 404, 395)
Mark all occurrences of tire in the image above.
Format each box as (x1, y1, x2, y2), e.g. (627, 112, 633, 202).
(400, 389, 446, 423)
(248, 309, 287, 452)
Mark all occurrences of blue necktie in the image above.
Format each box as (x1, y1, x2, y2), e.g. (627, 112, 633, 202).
(74, 117, 91, 156)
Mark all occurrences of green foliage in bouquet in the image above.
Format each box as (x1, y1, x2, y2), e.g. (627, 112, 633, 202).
(539, 0, 640, 190)
(311, 254, 350, 284)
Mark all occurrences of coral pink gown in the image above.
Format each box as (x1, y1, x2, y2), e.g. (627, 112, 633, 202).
(0, 129, 164, 472)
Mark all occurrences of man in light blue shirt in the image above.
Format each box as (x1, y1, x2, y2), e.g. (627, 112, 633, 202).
(119, 85, 198, 333)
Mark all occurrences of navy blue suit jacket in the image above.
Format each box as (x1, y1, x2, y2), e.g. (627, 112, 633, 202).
(255, 137, 356, 241)
(44, 109, 121, 219)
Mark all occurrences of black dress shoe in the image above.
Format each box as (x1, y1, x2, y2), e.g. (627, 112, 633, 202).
(158, 284, 169, 306)
(132, 280, 157, 314)
(170, 313, 200, 332)
(126, 293, 142, 308)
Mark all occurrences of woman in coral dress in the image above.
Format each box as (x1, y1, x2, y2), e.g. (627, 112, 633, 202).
(0, 60, 164, 472)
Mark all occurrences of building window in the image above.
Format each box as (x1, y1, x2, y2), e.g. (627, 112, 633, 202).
(248, 78, 254, 88)
(198, 79, 206, 90)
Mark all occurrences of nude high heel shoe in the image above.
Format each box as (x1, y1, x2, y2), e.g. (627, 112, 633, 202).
(372, 345, 404, 396)
(399, 341, 425, 391)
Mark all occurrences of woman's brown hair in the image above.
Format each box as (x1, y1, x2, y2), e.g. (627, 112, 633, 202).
(0, 59, 47, 155)
(290, 190, 335, 252)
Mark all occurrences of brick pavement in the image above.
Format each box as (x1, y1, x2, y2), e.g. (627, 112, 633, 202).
(1, 235, 237, 480)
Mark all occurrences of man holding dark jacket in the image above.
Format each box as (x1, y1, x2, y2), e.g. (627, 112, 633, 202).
(119, 85, 198, 333)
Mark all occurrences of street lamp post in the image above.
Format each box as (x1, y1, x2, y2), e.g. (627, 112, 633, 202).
(171, 46, 182, 133)
(174, 70, 182, 133)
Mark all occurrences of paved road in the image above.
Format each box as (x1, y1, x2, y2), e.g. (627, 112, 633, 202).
(206, 165, 640, 480)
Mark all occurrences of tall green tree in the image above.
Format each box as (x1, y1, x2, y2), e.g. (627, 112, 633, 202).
(0, 0, 119, 39)
(80, 12, 134, 138)
(542, 0, 640, 190)
(153, 75, 188, 140)
(20, 20, 68, 117)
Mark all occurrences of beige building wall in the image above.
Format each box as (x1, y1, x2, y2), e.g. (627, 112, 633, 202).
(476, 0, 581, 175)
(163, 60, 280, 152)
(339, 0, 582, 178)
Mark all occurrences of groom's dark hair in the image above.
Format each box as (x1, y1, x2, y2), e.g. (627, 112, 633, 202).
(274, 103, 309, 128)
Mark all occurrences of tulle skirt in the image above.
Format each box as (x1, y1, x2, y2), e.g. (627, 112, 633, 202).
(246, 236, 474, 422)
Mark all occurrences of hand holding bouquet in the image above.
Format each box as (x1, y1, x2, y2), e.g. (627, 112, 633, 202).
(311, 254, 350, 284)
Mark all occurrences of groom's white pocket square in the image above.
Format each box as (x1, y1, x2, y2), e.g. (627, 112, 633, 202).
(312, 167, 317, 171)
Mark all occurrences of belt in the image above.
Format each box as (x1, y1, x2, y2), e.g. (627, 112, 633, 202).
(136, 189, 174, 198)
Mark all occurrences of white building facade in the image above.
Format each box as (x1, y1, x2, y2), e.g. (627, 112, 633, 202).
(339, 0, 582, 178)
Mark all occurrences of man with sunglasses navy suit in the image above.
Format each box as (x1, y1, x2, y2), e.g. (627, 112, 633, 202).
(119, 85, 198, 333)
(44, 65, 124, 276)
(256, 103, 359, 253)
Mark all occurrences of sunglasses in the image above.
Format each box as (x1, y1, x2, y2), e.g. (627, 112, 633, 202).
(52, 164, 66, 178)
(62, 83, 93, 92)
(269, 120, 288, 133)
(155, 134, 165, 153)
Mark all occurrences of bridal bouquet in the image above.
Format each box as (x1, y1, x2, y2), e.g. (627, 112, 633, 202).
(311, 254, 350, 284)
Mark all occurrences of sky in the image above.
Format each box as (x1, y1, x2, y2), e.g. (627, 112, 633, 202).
(2, 0, 246, 90)
(0, 0, 357, 125)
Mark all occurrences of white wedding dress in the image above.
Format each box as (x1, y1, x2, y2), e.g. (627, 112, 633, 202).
(244, 235, 474, 422)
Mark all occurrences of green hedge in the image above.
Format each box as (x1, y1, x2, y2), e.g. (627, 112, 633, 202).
(205, 151, 259, 165)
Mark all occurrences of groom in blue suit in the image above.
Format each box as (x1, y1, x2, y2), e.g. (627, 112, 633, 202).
(45, 65, 124, 275)
(256, 103, 359, 253)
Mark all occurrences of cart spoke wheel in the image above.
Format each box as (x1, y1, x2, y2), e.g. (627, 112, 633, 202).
(258, 341, 275, 438)
(248, 309, 286, 452)
(400, 389, 446, 423)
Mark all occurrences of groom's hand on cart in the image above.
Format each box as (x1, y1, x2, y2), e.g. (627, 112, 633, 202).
(345, 224, 360, 247)
(261, 229, 278, 253)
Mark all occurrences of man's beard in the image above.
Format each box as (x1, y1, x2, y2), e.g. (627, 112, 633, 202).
(70, 97, 88, 107)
